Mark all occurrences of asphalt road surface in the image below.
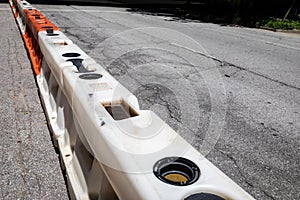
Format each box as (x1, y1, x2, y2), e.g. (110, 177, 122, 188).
(34, 3, 300, 200)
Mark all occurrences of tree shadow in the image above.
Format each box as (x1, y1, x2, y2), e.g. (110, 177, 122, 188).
(126, 1, 300, 28)
(15, 0, 300, 28)
(126, 5, 242, 26)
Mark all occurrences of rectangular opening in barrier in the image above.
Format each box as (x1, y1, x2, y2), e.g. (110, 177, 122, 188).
(102, 100, 138, 120)
(53, 41, 68, 45)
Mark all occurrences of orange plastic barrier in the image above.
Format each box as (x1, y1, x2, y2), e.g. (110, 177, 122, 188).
(24, 10, 59, 74)
(10, 0, 59, 75)
(24, 9, 59, 40)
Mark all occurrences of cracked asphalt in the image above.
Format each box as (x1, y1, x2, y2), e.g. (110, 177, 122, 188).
(1, 1, 299, 199)
(0, 3, 68, 199)
(34, 3, 300, 200)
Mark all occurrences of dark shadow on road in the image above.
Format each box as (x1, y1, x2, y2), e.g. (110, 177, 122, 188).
(126, 4, 258, 27)
(14, 0, 300, 29)
(126, 2, 300, 29)
(126, 6, 235, 25)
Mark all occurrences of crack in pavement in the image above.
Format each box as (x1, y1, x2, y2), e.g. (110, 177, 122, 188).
(138, 84, 182, 124)
(171, 43, 300, 92)
(218, 150, 276, 200)
(261, 190, 276, 200)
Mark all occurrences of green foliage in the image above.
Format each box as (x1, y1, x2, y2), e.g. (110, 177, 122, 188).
(261, 19, 300, 30)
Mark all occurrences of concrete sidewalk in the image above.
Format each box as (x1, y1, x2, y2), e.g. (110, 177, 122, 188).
(0, 3, 68, 199)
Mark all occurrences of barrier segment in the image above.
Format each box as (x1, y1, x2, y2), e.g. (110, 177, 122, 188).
(10, 0, 58, 75)
(10, 1, 256, 200)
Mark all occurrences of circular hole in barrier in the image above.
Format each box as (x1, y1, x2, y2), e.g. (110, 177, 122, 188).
(185, 193, 226, 200)
(153, 157, 200, 186)
(62, 53, 81, 57)
(79, 73, 103, 80)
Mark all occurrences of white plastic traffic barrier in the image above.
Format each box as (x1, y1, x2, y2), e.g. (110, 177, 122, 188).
(10, 1, 256, 200)
(9, 0, 25, 34)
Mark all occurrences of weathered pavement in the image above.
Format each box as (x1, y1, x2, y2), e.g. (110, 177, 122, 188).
(0, 3, 68, 199)
(1, 1, 299, 199)
(33, 4, 300, 200)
